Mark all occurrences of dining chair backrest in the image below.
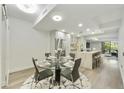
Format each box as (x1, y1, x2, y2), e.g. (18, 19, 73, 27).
(45, 53, 51, 57)
(32, 57, 39, 74)
(72, 58, 81, 82)
(69, 53, 75, 61)
(61, 50, 66, 56)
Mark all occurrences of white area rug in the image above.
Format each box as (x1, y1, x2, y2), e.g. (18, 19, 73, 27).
(20, 73, 91, 89)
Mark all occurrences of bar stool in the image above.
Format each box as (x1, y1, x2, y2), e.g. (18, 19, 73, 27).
(97, 55, 101, 67)
(93, 56, 97, 69)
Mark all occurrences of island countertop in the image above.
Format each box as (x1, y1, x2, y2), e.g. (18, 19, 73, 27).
(80, 50, 101, 54)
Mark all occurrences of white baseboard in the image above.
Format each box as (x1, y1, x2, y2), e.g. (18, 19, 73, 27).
(1, 80, 5, 87)
(9, 65, 34, 73)
(1, 66, 34, 88)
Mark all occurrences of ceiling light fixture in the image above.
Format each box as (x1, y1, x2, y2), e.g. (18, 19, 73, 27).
(52, 15, 62, 21)
(78, 23, 83, 27)
(77, 34, 80, 37)
(61, 29, 65, 32)
(71, 32, 74, 35)
(67, 34, 71, 39)
(86, 28, 90, 32)
(91, 32, 95, 34)
(91, 37, 98, 41)
(16, 4, 38, 13)
(94, 38, 98, 41)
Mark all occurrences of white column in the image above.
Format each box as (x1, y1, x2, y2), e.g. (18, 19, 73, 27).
(5, 18, 10, 86)
(81, 36, 86, 51)
(65, 34, 71, 56)
(0, 4, 10, 87)
(50, 31, 56, 54)
(0, 4, 2, 88)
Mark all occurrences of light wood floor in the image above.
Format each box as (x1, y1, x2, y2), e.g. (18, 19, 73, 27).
(80, 57, 123, 89)
(3, 68, 35, 89)
(2, 56, 123, 89)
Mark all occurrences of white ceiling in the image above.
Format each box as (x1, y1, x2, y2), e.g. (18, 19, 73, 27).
(7, 4, 47, 23)
(6, 4, 124, 42)
(34, 4, 124, 41)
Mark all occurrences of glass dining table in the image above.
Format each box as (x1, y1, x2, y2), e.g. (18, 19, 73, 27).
(37, 56, 74, 88)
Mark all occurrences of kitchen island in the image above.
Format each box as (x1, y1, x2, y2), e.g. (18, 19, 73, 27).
(76, 51, 101, 69)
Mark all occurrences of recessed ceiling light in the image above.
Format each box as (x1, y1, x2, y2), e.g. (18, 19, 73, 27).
(61, 29, 65, 32)
(86, 28, 90, 32)
(52, 15, 62, 21)
(67, 34, 71, 38)
(77, 34, 80, 37)
(91, 37, 98, 41)
(94, 38, 98, 40)
(78, 23, 83, 27)
(16, 4, 38, 13)
(71, 32, 74, 35)
(91, 32, 95, 34)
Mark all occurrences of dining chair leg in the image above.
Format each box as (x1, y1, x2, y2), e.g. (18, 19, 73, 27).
(79, 77, 83, 87)
(61, 80, 66, 88)
(73, 84, 80, 89)
(71, 82, 80, 89)
(49, 76, 53, 89)
(62, 79, 80, 89)
(72, 82, 75, 89)
(36, 82, 43, 89)
(23, 76, 34, 86)
(31, 77, 35, 89)
(62, 79, 71, 88)
(71, 76, 81, 89)
(34, 81, 39, 89)
(39, 82, 42, 88)
(47, 77, 49, 82)
(59, 86, 61, 89)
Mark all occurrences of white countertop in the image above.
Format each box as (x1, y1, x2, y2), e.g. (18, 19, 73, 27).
(81, 50, 101, 54)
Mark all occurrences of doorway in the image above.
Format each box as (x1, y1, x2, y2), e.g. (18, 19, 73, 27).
(102, 41, 118, 57)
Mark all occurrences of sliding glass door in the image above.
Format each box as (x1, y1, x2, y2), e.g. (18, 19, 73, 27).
(102, 41, 118, 57)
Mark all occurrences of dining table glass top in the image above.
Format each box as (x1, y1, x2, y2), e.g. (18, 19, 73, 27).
(37, 56, 74, 70)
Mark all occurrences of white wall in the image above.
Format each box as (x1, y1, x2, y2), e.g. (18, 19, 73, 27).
(90, 41, 102, 51)
(9, 17, 50, 73)
(118, 12, 124, 85)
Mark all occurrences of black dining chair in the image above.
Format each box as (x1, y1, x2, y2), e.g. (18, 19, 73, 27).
(45, 53, 51, 58)
(31, 57, 53, 88)
(69, 53, 75, 61)
(61, 50, 66, 57)
(61, 58, 83, 88)
(45, 53, 52, 64)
